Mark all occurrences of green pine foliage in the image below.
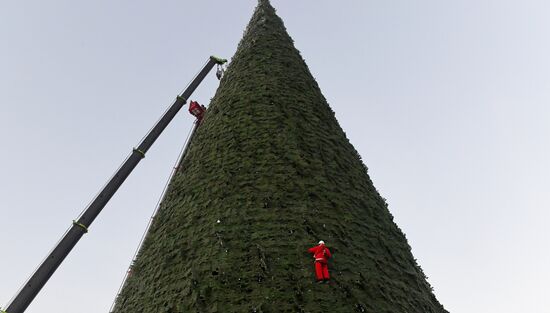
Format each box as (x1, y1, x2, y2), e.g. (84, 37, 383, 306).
(113, 1, 447, 312)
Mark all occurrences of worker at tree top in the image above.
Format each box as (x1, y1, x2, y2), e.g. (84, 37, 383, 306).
(308, 240, 332, 283)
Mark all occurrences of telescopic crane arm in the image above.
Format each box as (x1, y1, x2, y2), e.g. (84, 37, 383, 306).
(4, 56, 227, 313)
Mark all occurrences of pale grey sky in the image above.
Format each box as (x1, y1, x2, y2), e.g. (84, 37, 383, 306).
(1, 1, 549, 312)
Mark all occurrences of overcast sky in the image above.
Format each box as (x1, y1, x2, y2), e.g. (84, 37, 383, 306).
(1, 1, 549, 312)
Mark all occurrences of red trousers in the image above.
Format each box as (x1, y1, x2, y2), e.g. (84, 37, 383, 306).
(314, 261, 330, 280)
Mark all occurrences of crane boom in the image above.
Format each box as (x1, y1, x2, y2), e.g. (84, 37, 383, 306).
(5, 56, 227, 313)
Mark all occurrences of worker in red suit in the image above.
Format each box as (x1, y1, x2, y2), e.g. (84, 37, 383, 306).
(308, 240, 332, 283)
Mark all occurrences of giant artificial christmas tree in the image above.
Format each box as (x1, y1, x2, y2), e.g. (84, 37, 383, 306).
(113, 1, 447, 312)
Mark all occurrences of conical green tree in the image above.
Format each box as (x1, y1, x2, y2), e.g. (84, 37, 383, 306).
(113, 1, 447, 312)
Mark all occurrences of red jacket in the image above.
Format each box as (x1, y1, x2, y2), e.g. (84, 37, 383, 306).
(308, 244, 332, 263)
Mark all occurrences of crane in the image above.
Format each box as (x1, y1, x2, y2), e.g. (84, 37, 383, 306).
(2, 55, 227, 313)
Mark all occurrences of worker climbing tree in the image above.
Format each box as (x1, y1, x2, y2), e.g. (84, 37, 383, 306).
(308, 240, 332, 283)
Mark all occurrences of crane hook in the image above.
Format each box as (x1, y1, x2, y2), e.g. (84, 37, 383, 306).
(216, 64, 225, 80)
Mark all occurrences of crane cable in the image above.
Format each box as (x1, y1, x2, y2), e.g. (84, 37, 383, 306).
(108, 121, 197, 313)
